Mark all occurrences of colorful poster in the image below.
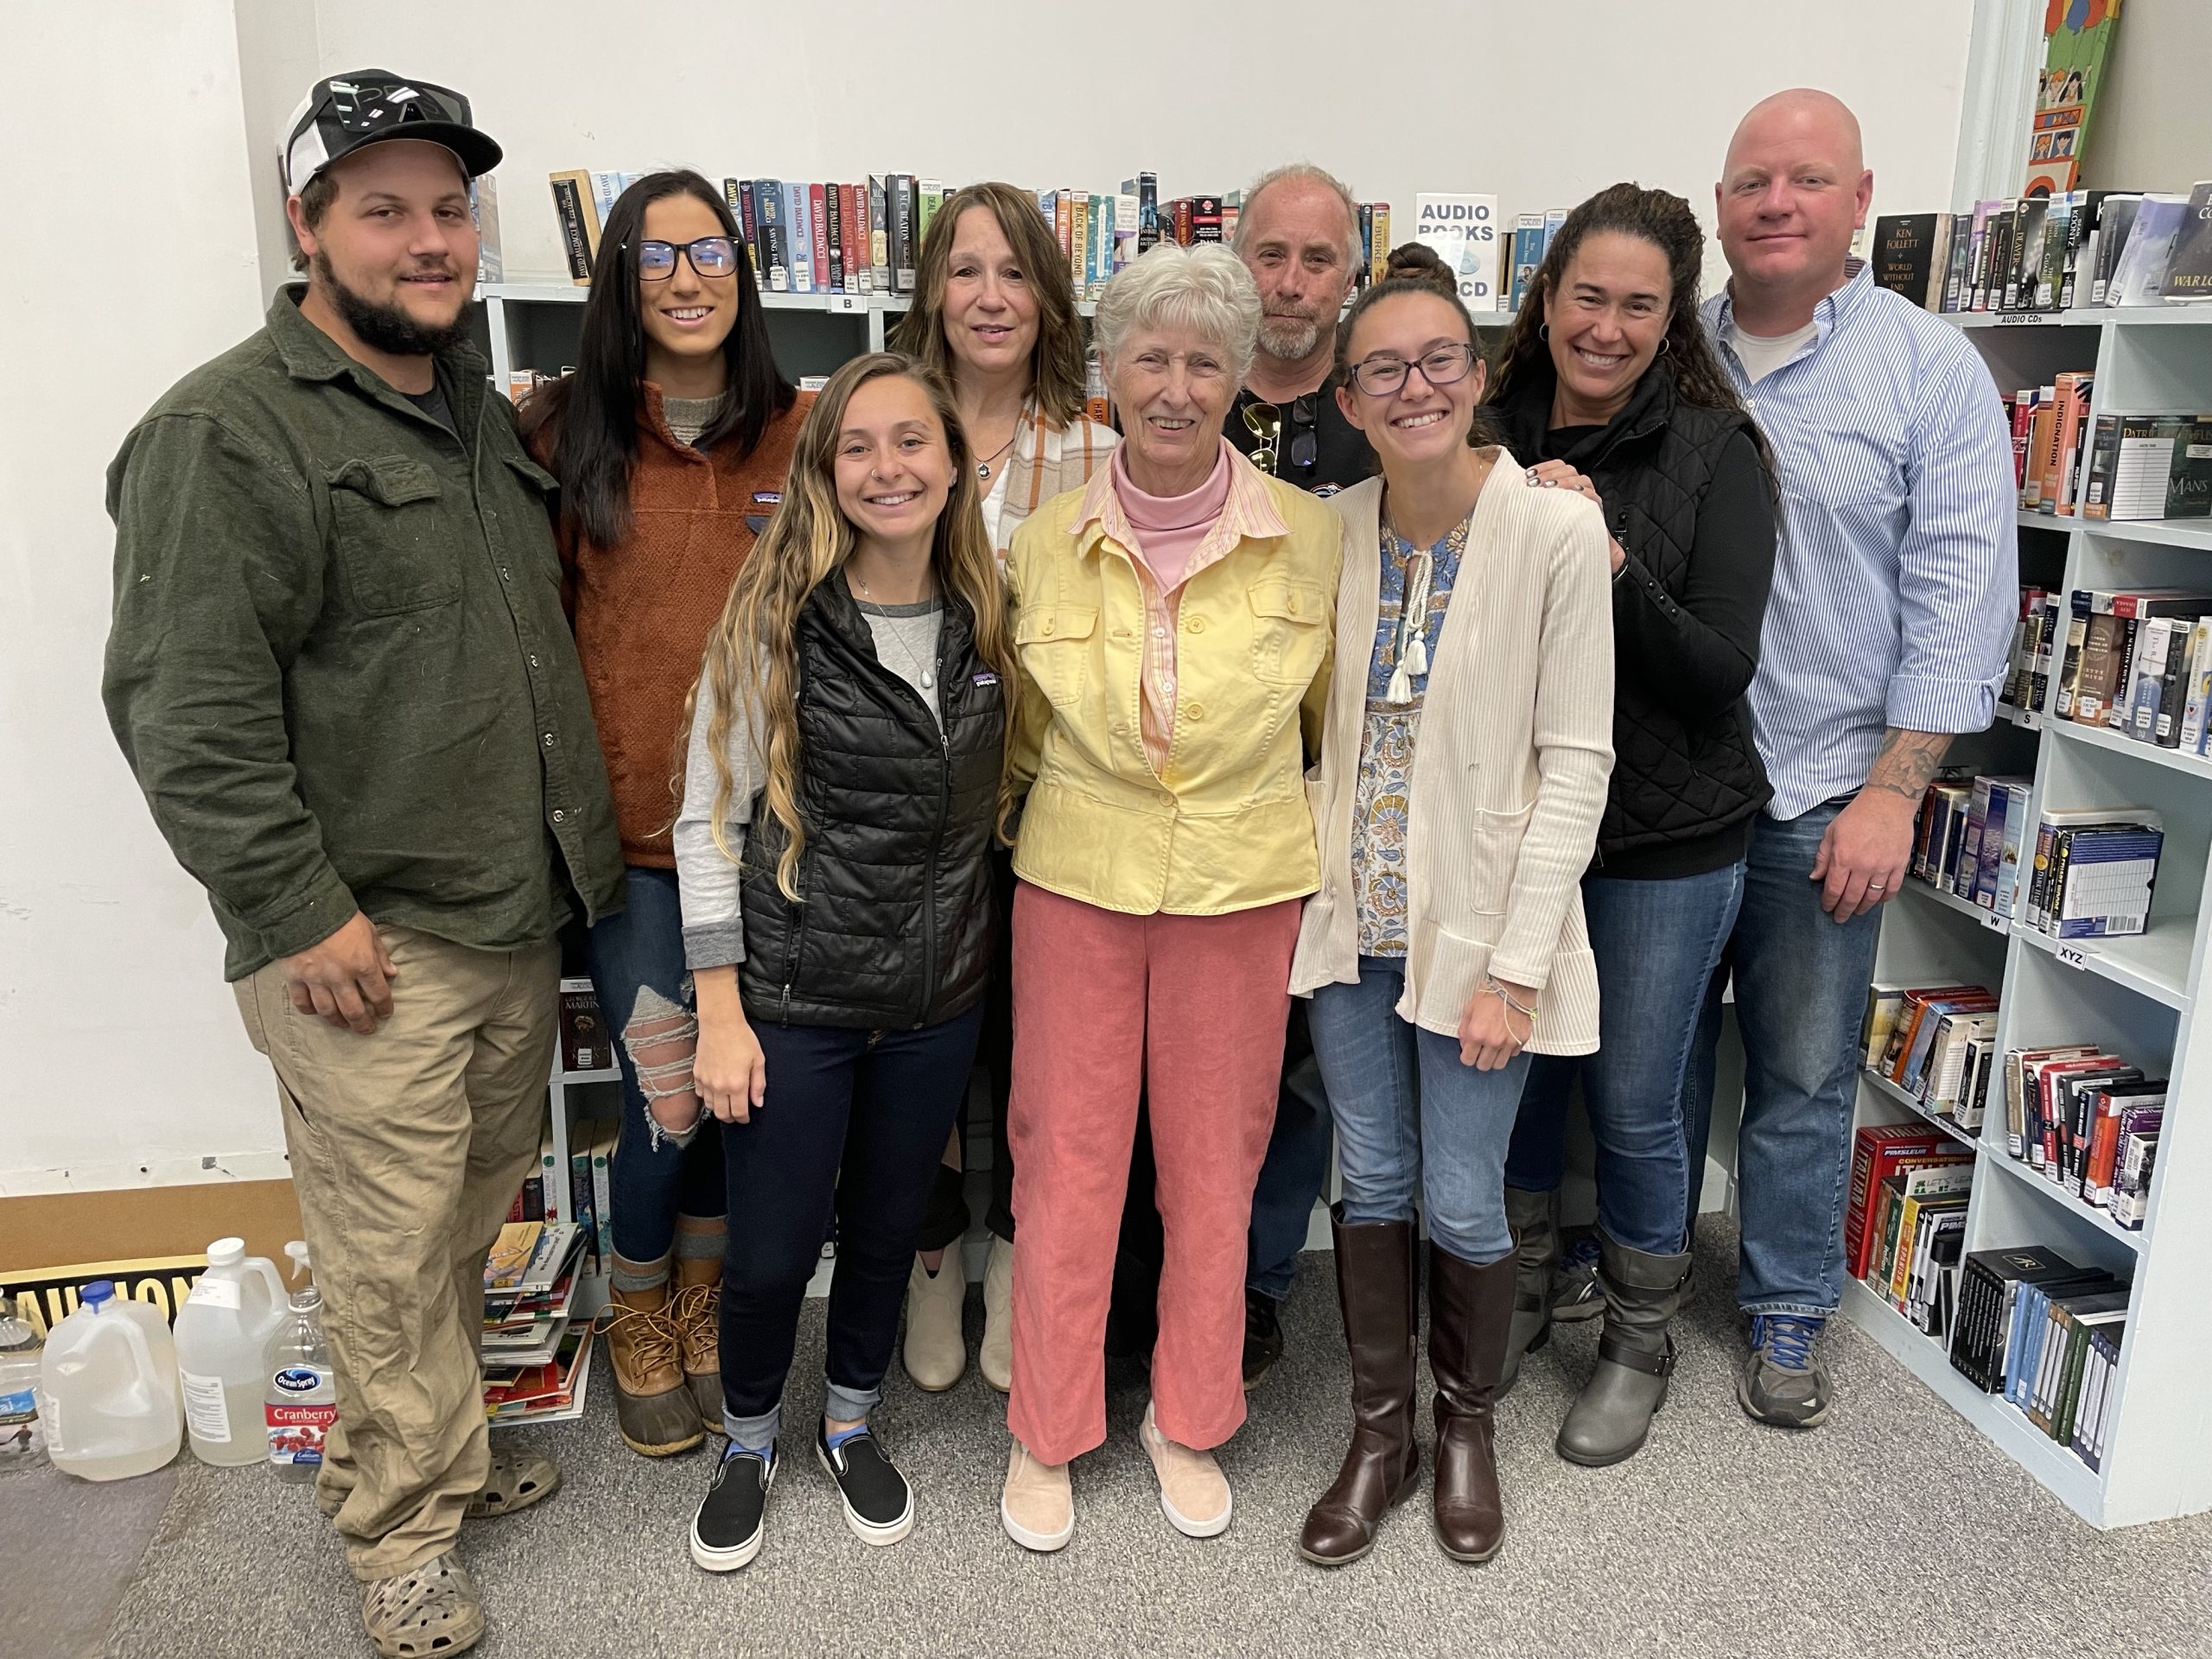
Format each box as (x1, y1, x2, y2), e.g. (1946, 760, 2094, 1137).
(2024, 0, 2124, 198)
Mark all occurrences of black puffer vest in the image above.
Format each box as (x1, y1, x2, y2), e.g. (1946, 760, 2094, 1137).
(1496, 363, 1770, 860)
(736, 576, 1002, 1029)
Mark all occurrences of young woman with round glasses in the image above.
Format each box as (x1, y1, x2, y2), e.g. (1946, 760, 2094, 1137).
(519, 168, 808, 1460)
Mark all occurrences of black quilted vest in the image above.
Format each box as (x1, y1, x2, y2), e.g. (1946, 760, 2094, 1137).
(736, 576, 1002, 1029)
(1495, 364, 1771, 861)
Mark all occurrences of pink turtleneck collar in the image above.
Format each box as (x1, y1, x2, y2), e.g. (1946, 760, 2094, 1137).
(1110, 441, 1231, 592)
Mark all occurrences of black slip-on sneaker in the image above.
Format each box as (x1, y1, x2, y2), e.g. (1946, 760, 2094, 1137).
(816, 1424, 913, 1546)
(690, 1444, 774, 1572)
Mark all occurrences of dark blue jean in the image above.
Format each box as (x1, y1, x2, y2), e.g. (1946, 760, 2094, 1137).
(1504, 861, 1746, 1255)
(1693, 800, 1881, 1317)
(1246, 1001, 1332, 1301)
(589, 866, 724, 1265)
(718, 1004, 983, 1445)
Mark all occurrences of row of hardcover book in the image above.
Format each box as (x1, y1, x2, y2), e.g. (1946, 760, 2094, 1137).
(2008, 372, 2212, 522)
(546, 168, 1408, 300)
(1870, 181, 2212, 315)
(2005, 1044, 2165, 1227)
(2042, 587, 2212, 754)
(1950, 1245, 2126, 1470)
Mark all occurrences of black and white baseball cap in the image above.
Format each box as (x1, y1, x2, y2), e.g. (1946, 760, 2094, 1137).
(281, 71, 502, 197)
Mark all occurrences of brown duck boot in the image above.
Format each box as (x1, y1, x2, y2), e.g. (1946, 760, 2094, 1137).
(669, 1219, 728, 1427)
(1299, 1210, 1419, 1567)
(1427, 1243, 1517, 1564)
(1498, 1185, 1559, 1395)
(602, 1256, 705, 1457)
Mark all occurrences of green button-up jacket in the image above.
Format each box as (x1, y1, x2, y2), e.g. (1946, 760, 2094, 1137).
(104, 289, 623, 981)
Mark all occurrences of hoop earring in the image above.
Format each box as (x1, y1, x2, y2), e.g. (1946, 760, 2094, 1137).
(1656, 336, 1671, 356)
(1538, 323, 1549, 341)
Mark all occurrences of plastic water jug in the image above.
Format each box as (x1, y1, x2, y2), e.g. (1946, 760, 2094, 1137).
(0, 1297, 46, 1470)
(37, 1280, 182, 1481)
(174, 1237, 286, 1466)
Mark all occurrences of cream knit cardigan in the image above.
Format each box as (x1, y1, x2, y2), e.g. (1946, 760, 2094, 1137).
(1288, 454, 1616, 1055)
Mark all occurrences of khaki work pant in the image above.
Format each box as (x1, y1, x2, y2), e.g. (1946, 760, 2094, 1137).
(235, 923, 557, 1580)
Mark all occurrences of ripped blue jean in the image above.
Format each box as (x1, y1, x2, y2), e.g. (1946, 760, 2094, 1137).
(590, 865, 725, 1263)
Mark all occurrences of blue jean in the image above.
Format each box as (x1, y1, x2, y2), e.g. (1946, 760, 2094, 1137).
(589, 867, 724, 1265)
(1692, 800, 1881, 1318)
(1246, 1001, 1332, 1300)
(1503, 862, 1746, 1255)
(719, 1004, 983, 1446)
(1306, 957, 1532, 1267)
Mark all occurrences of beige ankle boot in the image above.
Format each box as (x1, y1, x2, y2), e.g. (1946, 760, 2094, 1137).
(979, 1236, 1014, 1392)
(902, 1254, 967, 1391)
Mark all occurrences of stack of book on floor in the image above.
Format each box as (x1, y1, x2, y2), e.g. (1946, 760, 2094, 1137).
(1911, 771, 2032, 917)
(2001, 1046, 2165, 1228)
(483, 1221, 587, 1366)
(1862, 984, 2000, 1130)
(1948, 1244, 2128, 1468)
(1847, 1123, 1974, 1338)
(485, 1325, 594, 1427)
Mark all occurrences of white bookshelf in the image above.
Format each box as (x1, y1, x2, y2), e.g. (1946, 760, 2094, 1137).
(1846, 302, 2212, 1528)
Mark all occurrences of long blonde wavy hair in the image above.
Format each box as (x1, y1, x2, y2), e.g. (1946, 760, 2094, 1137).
(686, 352, 1014, 900)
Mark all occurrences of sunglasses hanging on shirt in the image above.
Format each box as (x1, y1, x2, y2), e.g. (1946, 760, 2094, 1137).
(1242, 394, 1319, 477)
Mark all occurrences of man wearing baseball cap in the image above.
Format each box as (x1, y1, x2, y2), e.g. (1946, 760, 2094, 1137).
(104, 71, 621, 1658)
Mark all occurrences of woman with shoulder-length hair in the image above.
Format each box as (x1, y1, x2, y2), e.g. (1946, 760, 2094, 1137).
(886, 182, 1117, 1394)
(1292, 246, 1614, 1569)
(1489, 182, 1777, 1463)
(673, 352, 1010, 1569)
(518, 168, 804, 1460)
(997, 243, 1344, 1553)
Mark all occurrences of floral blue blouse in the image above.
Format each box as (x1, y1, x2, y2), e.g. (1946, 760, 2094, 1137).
(1351, 507, 1474, 957)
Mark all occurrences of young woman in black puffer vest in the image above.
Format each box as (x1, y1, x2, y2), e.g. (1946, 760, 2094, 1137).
(673, 353, 1010, 1570)
(1485, 184, 1779, 1466)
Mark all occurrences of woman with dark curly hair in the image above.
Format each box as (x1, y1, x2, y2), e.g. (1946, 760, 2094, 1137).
(1487, 183, 1778, 1468)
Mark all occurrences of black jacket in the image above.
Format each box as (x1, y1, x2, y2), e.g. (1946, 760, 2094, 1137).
(1494, 360, 1777, 871)
(737, 577, 1002, 1028)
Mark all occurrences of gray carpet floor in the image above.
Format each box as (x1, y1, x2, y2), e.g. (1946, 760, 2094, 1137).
(68, 1217, 2212, 1658)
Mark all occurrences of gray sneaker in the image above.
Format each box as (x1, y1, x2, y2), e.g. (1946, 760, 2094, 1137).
(1738, 1314, 1830, 1427)
(1549, 1244, 1602, 1324)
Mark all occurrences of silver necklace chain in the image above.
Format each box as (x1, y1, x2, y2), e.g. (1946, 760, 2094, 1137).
(853, 570, 938, 691)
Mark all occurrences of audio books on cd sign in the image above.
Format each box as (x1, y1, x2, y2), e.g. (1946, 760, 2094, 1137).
(1414, 194, 1500, 308)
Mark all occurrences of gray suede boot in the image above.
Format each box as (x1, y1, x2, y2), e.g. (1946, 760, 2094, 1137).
(1555, 1232, 1691, 1466)
(1497, 1186, 1558, 1396)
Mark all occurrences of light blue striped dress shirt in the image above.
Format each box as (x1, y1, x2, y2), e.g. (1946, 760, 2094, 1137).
(1701, 263, 2017, 821)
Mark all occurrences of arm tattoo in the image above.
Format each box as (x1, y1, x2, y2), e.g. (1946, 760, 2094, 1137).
(1864, 728, 1950, 803)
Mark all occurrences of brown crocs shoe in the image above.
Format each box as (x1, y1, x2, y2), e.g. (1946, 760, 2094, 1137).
(601, 1295, 707, 1456)
(361, 1551, 483, 1658)
(668, 1273, 725, 1428)
(465, 1449, 562, 1520)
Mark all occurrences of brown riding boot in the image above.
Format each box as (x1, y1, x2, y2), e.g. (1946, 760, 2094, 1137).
(1427, 1243, 1517, 1563)
(603, 1266, 705, 1458)
(669, 1236, 726, 1427)
(1299, 1211, 1420, 1567)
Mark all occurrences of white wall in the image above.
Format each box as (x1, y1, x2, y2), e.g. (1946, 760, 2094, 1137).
(302, 0, 1976, 289)
(1, 3, 275, 1194)
(3, 0, 1978, 1198)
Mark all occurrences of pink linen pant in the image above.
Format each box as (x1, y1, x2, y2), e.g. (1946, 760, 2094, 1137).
(1005, 880, 1300, 1464)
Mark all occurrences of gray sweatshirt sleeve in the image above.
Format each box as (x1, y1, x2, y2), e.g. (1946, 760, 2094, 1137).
(674, 666, 764, 971)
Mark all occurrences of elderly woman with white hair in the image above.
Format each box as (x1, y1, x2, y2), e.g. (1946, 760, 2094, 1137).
(996, 244, 1345, 1551)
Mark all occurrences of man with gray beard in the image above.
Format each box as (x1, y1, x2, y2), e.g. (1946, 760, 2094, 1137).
(1226, 164, 1377, 496)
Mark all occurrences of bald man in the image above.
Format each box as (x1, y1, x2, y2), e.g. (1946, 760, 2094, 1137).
(1689, 90, 2014, 1427)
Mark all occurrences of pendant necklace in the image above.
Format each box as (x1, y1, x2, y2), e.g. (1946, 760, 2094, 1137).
(975, 428, 1018, 482)
(854, 569, 938, 690)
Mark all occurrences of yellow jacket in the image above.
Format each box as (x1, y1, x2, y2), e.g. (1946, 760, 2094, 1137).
(1006, 448, 1345, 915)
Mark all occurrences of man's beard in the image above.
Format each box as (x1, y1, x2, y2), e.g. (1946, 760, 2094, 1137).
(315, 250, 471, 357)
(1257, 312, 1322, 362)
